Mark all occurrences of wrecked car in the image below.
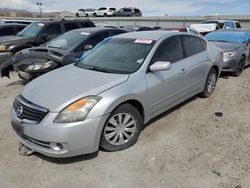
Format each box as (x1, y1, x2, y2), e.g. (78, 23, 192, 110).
(205, 29, 250, 77)
(0, 27, 126, 80)
(0, 19, 95, 64)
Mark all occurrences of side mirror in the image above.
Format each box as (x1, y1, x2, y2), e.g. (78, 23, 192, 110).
(149, 61, 171, 72)
(84, 44, 93, 51)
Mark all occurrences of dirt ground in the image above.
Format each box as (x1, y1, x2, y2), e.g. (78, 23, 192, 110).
(0, 69, 250, 188)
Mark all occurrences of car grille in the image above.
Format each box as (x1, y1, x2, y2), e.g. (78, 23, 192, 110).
(13, 95, 48, 123)
(23, 134, 50, 149)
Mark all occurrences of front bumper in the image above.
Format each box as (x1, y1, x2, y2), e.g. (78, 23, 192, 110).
(222, 57, 239, 72)
(10, 107, 109, 158)
(0, 52, 12, 64)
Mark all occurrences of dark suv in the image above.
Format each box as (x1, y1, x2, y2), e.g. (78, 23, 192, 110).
(0, 19, 95, 64)
(114, 7, 142, 17)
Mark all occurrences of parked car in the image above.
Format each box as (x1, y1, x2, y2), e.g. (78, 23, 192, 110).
(113, 7, 142, 17)
(76, 8, 96, 17)
(0, 19, 95, 64)
(161, 27, 201, 36)
(10, 31, 222, 158)
(0, 19, 33, 25)
(191, 20, 241, 35)
(93, 7, 116, 17)
(0, 27, 126, 80)
(205, 29, 250, 76)
(0, 23, 27, 37)
(202, 20, 241, 29)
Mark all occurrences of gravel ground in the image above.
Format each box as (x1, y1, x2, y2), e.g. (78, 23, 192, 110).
(0, 69, 250, 188)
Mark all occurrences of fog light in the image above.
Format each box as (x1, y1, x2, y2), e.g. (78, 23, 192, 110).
(51, 142, 64, 151)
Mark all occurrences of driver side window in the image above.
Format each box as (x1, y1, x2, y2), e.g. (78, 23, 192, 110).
(151, 36, 183, 65)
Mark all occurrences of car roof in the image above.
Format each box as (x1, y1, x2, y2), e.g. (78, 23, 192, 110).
(113, 31, 184, 41)
(203, 20, 239, 23)
(68, 27, 124, 34)
(33, 19, 92, 24)
(216, 29, 250, 32)
(0, 23, 27, 27)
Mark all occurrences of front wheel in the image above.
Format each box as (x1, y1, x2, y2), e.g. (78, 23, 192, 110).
(232, 57, 246, 77)
(100, 104, 142, 151)
(200, 68, 218, 98)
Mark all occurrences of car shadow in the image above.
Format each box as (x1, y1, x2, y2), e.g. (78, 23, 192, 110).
(7, 79, 28, 86)
(143, 95, 198, 130)
(219, 72, 231, 79)
(34, 151, 99, 164)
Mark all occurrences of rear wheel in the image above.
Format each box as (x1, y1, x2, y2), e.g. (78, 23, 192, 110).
(104, 13, 108, 17)
(200, 68, 218, 98)
(93, 13, 97, 17)
(232, 57, 245, 77)
(76, 13, 79, 17)
(100, 104, 142, 151)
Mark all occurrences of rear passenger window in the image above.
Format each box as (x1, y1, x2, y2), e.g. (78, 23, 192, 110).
(0, 27, 13, 36)
(151, 36, 183, 64)
(181, 36, 206, 57)
(64, 23, 80, 32)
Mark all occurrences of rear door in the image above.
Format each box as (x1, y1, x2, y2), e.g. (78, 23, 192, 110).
(145, 36, 188, 117)
(179, 35, 211, 94)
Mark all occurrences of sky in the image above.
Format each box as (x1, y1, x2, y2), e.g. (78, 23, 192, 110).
(0, 0, 250, 16)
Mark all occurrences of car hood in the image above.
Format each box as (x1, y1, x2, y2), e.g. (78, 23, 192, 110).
(209, 41, 242, 52)
(21, 64, 129, 112)
(0, 35, 30, 45)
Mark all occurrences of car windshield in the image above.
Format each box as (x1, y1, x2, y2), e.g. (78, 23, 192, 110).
(76, 38, 155, 74)
(17, 22, 44, 37)
(46, 30, 88, 50)
(205, 31, 248, 44)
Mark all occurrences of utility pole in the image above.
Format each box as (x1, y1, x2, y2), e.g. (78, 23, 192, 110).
(36, 2, 42, 17)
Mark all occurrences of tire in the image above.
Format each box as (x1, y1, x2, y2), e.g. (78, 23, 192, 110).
(76, 13, 79, 17)
(100, 104, 142, 151)
(93, 13, 97, 17)
(200, 68, 218, 98)
(85, 13, 89, 17)
(232, 57, 246, 77)
(104, 13, 108, 17)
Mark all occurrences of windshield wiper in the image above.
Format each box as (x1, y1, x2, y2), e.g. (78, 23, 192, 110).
(77, 64, 112, 73)
(46, 45, 62, 49)
(210, 40, 230, 43)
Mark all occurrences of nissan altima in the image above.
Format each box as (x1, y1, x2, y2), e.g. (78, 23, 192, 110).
(10, 31, 222, 158)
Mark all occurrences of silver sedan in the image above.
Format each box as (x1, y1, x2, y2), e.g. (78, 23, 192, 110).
(10, 31, 222, 158)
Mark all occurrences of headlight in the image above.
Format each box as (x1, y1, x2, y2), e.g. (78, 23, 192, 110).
(54, 96, 102, 123)
(223, 51, 237, 59)
(25, 61, 57, 71)
(0, 45, 6, 52)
